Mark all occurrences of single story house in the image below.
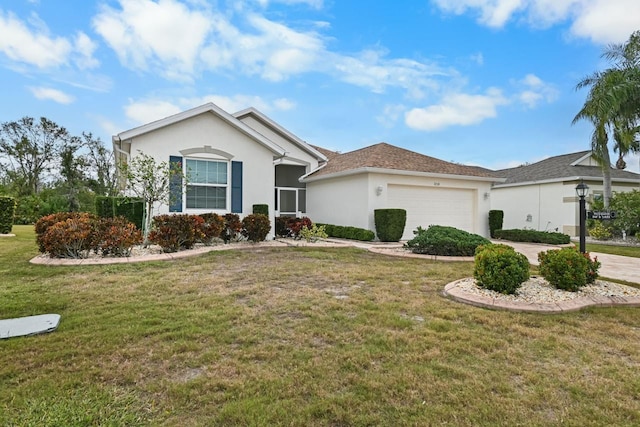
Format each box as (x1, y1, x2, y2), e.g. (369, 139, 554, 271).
(490, 151, 640, 236)
(113, 102, 503, 240)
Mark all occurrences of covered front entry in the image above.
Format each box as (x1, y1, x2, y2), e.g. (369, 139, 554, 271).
(387, 184, 476, 239)
(275, 164, 307, 217)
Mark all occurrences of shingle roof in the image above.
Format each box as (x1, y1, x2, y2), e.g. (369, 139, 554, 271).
(306, 142, 497, 180)
(494, 151, 640, 185)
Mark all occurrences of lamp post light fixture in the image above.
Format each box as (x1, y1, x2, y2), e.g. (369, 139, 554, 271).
(575, 180, 589, 253)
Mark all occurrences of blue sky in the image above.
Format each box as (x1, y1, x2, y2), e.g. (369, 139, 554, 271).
(1, 0, 639, 172)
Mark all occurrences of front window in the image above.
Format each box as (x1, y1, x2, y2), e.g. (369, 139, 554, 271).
(185, 158, 228, 209)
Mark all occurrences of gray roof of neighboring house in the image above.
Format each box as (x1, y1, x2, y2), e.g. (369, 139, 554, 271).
(305, 142, 499, 181)
(493, 151, 640, 185)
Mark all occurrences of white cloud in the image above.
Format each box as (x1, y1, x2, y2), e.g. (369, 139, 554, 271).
(430, 0, 640, 44)
(0, 10, 71, 68)
(376, 104, 406, 128)
(124, 99, 182, 125)
(569, 0, 640, 45)
(73, 32, 99, 70)
(125, 94, 295, 125)
(332, 49, 452, 99)
(92, 1, 452, 98)
(405, 88, 509, 131)
(93, 0, 213, 80)
(470, 52, 484, 65)
(254, 0, 324, 9)
(273, 98, 296, 110)
(29, 86, 75, 104)
(513, 73, 559, 108)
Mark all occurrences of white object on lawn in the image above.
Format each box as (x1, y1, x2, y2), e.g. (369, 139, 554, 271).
(0, 314, 61, 339)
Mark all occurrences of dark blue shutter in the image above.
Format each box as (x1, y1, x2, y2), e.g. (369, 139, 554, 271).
(231, 161, 243, 213)
(169, 156, 183, 212)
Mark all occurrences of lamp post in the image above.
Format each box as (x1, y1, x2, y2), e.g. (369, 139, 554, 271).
(575, 180, 589, 253)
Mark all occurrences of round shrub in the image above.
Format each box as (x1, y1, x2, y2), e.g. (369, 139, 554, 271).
(474, 244, 530, 294)
(538, 247, 590, 291)
(588, 222, 612, 240)
(242, 214, 271, 242)
(41, 214, 96, 258)
(404, 225, 490, 256)
(222, 213, 242, 243)
(198, 213, 224, 245)
(149, 214, 204, 253)
(35, 212, 95, 252)
(94, 216, 142, 257)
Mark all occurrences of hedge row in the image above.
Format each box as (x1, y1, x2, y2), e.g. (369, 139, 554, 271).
(0, 196, 16, 234)
(95, 196, 144, 230)
(35, 213, 141, 258)
(494, 229, 570, 245)
(405, 225, 490, 256)
(316, 223, 375, 241)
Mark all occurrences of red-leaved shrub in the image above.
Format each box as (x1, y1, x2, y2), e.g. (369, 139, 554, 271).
(222, 213, 242, 243)
(148, 214, 205, 253)
(41, 214, 95, 258)
(242, 214, 271, 242)
(94, 216, 142, 257)
(198, 213, 224, 245)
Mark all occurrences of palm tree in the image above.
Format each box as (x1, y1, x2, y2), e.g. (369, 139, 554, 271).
(573, 31, 640, 208)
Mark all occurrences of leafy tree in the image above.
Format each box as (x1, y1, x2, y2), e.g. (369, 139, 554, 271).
(82, 132, 119, 197)
(573, 30, 640, 207)
(119, 151, 183, 244)
(0, 117, 71, 196)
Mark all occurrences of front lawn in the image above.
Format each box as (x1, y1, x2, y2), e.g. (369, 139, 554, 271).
(2, 225, 640, 426)
(586, 242, 640, 258)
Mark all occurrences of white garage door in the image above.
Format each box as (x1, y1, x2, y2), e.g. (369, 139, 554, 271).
(387, 184, 475, 240)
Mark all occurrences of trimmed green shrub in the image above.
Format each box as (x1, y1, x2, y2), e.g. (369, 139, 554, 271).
(299, 224, 328, 242)
(494, 229, 570, 245)
(317, 223, 375, 241)
(404, 225, 490, 256)
(242, 214, 271, 242)
(222, 213, 242, 243)
(198, 213, 224, 245)
(474, 244, 530, 294)
(94, 216, 142, 257)
(538, 247, 600, 291)
(95, 196, 144, 230)
(0, 196, 16, 234)
(41, 214, 96, 258)
(374, 209, 406, 242)
(252, 204, 269, 216)
(149, 214, 205, 253)
(488, 210, 504, 238)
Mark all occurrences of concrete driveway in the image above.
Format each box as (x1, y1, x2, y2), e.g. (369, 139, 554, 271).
(496, 241, 640, 284)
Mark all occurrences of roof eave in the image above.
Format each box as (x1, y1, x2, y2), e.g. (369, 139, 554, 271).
(493, 175, 640, 188)
(303, 167, 505, 183)
(233, 107, 327, 162)
(117, 103, 287, 156)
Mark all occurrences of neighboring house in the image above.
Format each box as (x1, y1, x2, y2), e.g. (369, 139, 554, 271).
(113, 102, 503, 240)
(490, 151, 640, 236)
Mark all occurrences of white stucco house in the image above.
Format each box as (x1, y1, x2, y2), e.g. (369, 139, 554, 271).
(490, 151, 640, 237)
(113, 102, 503, 240)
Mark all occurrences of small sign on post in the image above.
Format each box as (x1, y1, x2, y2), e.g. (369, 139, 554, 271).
(587, 211, 617, 220)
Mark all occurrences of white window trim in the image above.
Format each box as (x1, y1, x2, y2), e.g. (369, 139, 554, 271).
(184, 157, 230, 212)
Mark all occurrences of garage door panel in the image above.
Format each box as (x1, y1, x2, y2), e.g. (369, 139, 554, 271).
(387, 185, 474, 240)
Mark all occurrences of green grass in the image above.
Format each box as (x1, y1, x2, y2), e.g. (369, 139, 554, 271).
(586, 242, 640, 258)
(2, 225, 640, 426)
